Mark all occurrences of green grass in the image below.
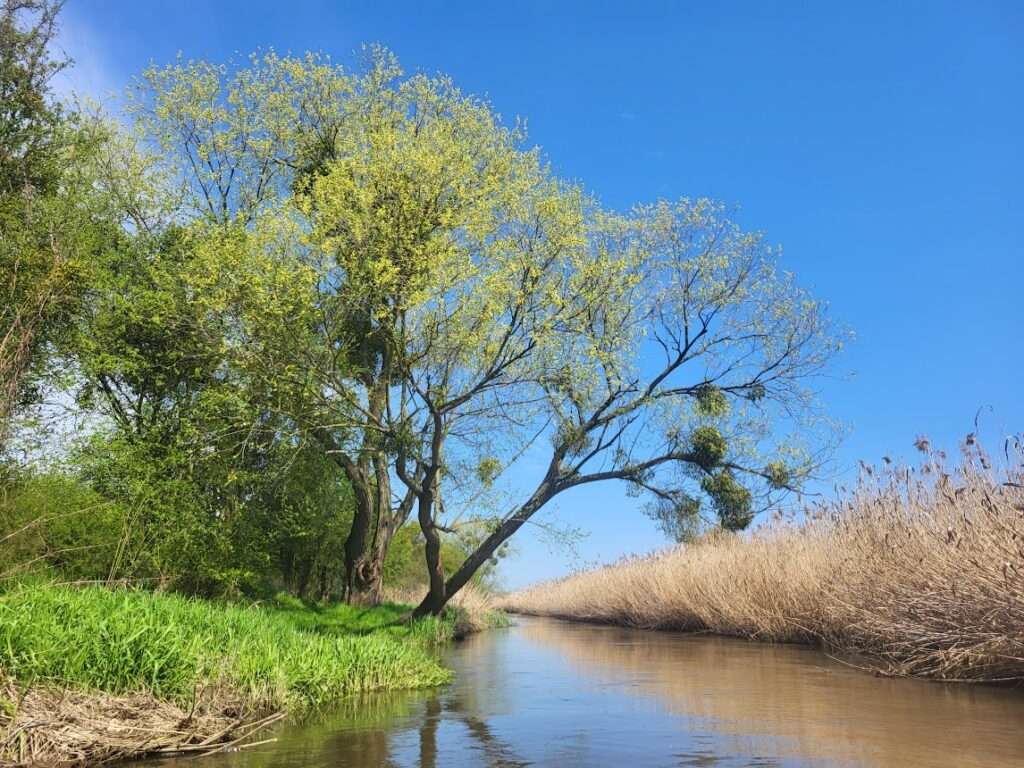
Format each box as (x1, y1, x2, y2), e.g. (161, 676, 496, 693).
(0, 583, 451, 711)
(268, 594, 458, 645)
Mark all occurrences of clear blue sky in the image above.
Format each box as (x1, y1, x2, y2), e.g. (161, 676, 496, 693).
(60, 1, 1022, 589)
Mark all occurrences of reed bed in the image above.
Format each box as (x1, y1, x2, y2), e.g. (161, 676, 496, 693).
(502, 440, 1024, 681)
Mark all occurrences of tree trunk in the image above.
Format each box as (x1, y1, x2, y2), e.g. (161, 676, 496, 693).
(414, 481, 554, 617)
(347, 557, 384, 605)
(341, 377, 397, 605)
(344, 448, 413, 606)
(342, 465, 377, 603)
(412, 474, 446, 619)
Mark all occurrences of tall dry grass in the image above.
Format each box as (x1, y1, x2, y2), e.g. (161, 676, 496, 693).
(501, 438, 1024, 681)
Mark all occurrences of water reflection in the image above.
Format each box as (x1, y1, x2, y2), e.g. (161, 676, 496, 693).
(146, 617, 1024, 768)
(514, 619, 1024, 767)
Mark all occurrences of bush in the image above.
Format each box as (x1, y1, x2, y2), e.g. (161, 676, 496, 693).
(0, 472, 125, 584)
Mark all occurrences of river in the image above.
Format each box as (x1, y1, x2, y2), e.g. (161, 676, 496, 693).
(144, 617, 1024, 767)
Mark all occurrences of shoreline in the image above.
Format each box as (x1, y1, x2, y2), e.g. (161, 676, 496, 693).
(499, 462, 1024, 684)
(500, 610, 1024, 687)
(0, 584, 502, 766)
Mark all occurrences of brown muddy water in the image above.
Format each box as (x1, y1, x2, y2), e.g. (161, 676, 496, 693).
(140, 617, 1024, 768)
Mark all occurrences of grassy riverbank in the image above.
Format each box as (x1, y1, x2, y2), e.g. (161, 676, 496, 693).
(502, 449, 1024, 682)
(0, 584, 476, 765)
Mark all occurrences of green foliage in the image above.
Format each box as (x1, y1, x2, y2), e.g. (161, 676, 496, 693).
(691, 426, 727, 470)
(72, 431, 354, 599)
(0, 1, 110, 445)
(76, 433, 246, 595)
(700, 470, 754, 531)
(49, 209, 357, 598)
(381, 524, 419, 588)
(765, 461, 791, 490)
(382, 524, 497, 591)
(476, 457, 502, 488)
(0, 0, 65, 196)
(0, 583, 450, 708)
(645, 493, 703, 543)
(0, 471, 126, 582)
(70, 225, 229, 428)
(694, 385, 729, 417)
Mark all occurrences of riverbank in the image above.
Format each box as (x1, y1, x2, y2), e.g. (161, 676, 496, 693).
(127, 616, 1024, 768)
(502, 451, 1024, 682)
(0, 583, 495, 766)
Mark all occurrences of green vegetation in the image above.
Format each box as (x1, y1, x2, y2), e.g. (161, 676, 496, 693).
(0, 583, 450, 710)
(0, 0, 99, 448)
(0, 5, 1016, 767)
(0, 2, 859, 763)
(269, 591, 460, 646)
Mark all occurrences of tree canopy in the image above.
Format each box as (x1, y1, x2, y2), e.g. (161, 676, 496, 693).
(1, 32, 844, 610)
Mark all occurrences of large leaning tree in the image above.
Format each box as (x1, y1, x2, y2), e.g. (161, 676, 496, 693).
(290, 56, 604, 606)
(395, 197, 843, 616)
(279, 57, 566, 604)
(127, 48, 573, 603)
(112, 47, 843, 608)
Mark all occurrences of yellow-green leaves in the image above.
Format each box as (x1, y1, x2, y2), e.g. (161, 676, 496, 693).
(118, 46, 842, 563)
(131, 50, 356, 224)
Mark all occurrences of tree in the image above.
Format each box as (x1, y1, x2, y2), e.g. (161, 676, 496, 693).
(99, 50, 396, 599)
(281, 52, 576, 604)
(0, 0, 86, 451)
(95, 47, 842, 611)
(398, 199, 842, 616)
(132, 49, 570, 604)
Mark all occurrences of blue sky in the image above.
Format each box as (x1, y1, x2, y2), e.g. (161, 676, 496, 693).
(59, 1, 1022, 588)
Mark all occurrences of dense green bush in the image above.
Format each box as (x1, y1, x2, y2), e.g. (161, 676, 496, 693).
(0, 454, 495, 602)
(0, 471, 125, 583)
(0, 438, 358, 600)
(73, 431, 355, 598)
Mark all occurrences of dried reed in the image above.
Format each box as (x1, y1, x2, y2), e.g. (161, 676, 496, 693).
(502, 439, 1024, 681)
(0, 678, 283, 767)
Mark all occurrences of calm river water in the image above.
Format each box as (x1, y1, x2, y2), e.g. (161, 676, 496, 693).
(150, 617, 1024, 768)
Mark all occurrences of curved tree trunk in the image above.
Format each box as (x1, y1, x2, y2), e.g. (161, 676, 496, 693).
(414, 487, 446, 617)
(341, 460, 377, 603)
(344, 449, 417, 605)
(414, 479, 555, 617)
(347, 556, 384, 605)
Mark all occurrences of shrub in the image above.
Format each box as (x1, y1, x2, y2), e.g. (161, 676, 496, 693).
(0, 472, 125, 584)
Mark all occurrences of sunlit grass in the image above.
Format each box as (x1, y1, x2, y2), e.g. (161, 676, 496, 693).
(0, 584, 451, 710)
